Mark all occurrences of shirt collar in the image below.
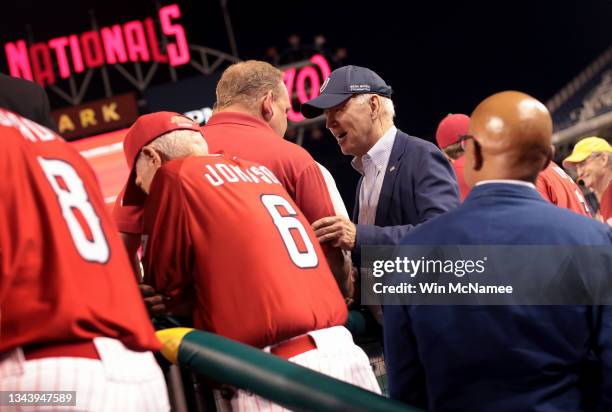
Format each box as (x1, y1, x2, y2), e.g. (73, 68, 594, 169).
(205, 111, 274, 132)
(352, 125, 397, 174)
(476, 179, 536, 190)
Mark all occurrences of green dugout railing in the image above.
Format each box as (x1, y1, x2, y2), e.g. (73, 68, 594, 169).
(157, 327, 422, 412)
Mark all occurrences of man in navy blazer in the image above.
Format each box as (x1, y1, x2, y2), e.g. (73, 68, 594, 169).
(384, 91, 612, 411)
(301, 65, 459, 271)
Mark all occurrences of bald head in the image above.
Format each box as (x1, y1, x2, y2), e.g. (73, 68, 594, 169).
(464, 91, 553, 186)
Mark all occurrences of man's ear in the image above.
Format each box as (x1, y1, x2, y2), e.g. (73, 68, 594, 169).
(472, 140, 483, 171)
(141, 146, 163, 166)
(261, 90, 274, 121)
(370, 95, 381, 119)
(595, 152, 608, 168)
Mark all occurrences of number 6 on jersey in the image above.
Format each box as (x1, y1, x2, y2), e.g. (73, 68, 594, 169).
(261, 194, 318, 268)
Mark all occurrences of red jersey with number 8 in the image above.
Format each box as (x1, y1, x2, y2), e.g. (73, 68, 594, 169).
(0, 109, 160, 353)
(142, 155, 347, 348)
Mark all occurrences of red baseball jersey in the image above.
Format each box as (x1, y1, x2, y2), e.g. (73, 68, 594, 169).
(113, 112, 336, 234)
(536, 162, 591, 217)
(0, 109, 160, 353)
(600, 183, 612, 226)
(142, 155, 347, 348)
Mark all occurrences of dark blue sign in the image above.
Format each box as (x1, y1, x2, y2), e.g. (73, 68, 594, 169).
(144, 73, 221, 124)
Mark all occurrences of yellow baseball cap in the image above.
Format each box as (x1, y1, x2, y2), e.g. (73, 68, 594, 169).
(562, 136, 612, 168)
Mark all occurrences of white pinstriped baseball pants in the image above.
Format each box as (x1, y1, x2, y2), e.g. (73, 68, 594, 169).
(0, 337, 169, 412)
(215, 326, 381, 411)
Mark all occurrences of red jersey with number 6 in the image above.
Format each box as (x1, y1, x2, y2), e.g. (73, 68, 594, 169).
(142, 155, 347, 348)
(0, 109, 160, 353)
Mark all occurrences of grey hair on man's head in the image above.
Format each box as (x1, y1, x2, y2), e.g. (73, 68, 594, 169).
(354, 93, 395, 120)
(600, 152, 612, 169)
(137, 129, 207, 166)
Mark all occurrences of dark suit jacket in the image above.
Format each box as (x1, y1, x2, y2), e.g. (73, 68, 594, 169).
(384, 183, 612, 411)
(0, 73, 57, 131)
(352, 129, 459, 263)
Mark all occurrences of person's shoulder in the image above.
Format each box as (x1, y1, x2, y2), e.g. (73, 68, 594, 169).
(210, 153, 266, 170)
(0, 116, 63, 158)
(0, 127, 22, 166)
(158, 157, 192, 179)
(539, 164, 574, 189)
(402, 199, 612, 245)
(395, 129, 443, 155)
(551, 204, 609, 229)
(261, 137, 318, 174)
(400, 207, 465, 244)
(0, 118, 22, 143)
(534, 167, 553, 191)
(227, 122, 314, 161)
(0, 73, 42, 94)
(525, 200, 611, 242)
(167, 154, 256, 177)
(535, 174, 553, 191)
(273, 137, 314, 159)
(149, 158, 193, 201)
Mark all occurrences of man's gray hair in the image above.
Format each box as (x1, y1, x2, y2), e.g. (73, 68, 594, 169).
(598, 151, 612, 168)
(137, 130, 207, 165)
(354, 93, 395, 120)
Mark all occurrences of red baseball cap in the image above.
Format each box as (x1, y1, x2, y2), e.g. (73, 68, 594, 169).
(435, 113, 470, 149)
(120, 111, 204, 205)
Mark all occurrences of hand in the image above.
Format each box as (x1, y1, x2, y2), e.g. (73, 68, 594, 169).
(312, 215, 356, 251)
(139, 283, 168, 316)
(345, 266, 358, 307)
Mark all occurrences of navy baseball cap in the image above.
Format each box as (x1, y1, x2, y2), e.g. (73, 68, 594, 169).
(300, 65, 393, 119)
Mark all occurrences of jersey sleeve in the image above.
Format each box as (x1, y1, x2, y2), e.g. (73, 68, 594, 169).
(294, 162, 336, 224)
(0, 143, 14, 304)
(142, 167, 193, 308)
(535, 173, 555, 204)
(600, 184, 612, 225)
(112, 185, 145, 234)
(316, 162, 349, 218)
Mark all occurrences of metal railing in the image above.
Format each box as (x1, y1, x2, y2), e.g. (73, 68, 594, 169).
(157, 327, 422, 412)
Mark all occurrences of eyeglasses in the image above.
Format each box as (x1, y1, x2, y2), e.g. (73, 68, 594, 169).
(585, 152, 603, 163)
(458, 134, 476, 151)
(576, 153, 603, 171)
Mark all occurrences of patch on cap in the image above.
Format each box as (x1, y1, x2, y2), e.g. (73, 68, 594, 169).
(300, 65, 393, 119)
(349, 84, 371, 92)
(171, 115, 198, 128)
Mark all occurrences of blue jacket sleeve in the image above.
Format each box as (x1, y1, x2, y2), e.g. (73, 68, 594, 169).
(354, 144, 459, 249)
(384, 305, 428, 408)
(412, 145, 459, 222)
(595, 304, 612, 409)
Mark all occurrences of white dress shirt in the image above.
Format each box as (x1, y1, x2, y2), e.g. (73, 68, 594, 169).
(352, 126, 397, 225)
